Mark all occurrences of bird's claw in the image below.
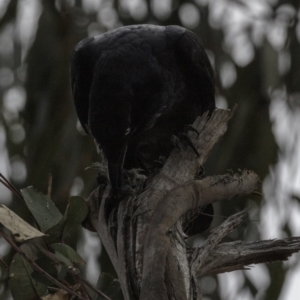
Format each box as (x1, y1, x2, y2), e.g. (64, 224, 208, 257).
(176, 133, 199, 157)
(171, 124, 200, 157)
(183, 124, 199, 137)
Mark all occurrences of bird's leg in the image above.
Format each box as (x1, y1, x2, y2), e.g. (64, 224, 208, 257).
(171, 124, 200, 157)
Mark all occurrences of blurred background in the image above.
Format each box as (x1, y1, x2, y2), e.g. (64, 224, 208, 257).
(0, 0, 299, 299)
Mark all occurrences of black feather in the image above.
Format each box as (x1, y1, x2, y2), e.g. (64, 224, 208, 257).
(70, 24, 215, 192)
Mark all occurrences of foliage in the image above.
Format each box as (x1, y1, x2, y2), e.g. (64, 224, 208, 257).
(0, 175, 122, 300)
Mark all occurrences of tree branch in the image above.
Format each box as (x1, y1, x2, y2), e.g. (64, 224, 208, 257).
(0, 230, 86, 300)
(191, 209, 249, 272)
(140, 171, 259, 300)
(84, 105, 300, 300)
(135, 106, 238, 290)
(194, 237, 300, 277)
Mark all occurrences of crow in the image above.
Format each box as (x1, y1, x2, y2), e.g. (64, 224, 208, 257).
(70, 24, 215, 197)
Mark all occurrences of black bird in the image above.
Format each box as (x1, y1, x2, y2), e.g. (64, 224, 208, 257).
(70, 24, 215, 195)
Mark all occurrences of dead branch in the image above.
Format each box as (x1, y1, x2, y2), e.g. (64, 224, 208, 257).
(85, 105, 300, 300)
(194, 237, 300, 277)
(140, 172, 260, 300)
(191, 209, 250, 272)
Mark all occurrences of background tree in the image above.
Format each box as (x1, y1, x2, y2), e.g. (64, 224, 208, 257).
(0, 0, 299, 299)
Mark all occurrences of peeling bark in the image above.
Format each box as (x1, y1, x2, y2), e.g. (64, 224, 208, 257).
(84, 106, 300, 300)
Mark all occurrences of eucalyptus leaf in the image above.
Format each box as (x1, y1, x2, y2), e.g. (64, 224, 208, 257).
(51, 243, 85, 267)
(0, 205, 45, 242)
(96, 272, 114, 291)
(31, 257, 58, 286)
(102, 280, 123, 300)
(57, 264, 68, 281)
(45, 196, 88, 244)
(9, 253, 47, 300)
(21, 186, 62, 232)
(96, 273, 123, 300)
(52, 251, 72, 267)
(44, 212, 67, 244)
(62, 196, 89, 241)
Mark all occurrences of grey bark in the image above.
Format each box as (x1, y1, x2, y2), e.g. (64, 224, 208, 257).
(85, 106, 300, 300)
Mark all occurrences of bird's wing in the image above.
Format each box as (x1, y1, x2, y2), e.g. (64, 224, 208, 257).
(70, 48, 91, 134)
(174, 29, 215, 113)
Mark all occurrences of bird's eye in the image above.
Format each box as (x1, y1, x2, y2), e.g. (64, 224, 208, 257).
(125, 127, 131, 135)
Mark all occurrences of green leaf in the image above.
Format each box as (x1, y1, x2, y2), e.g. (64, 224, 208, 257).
(96, 272, 114, 291)
(104, 280, 123, 300)
(96, 273, 123, 300)
(0, 205, 45, 242)
(62, 196, 89, 240)
(44, 213, 67, 244)
(52, 251, 72, 267)
(57, 264, 68, 281)
(45, 196, 88, 243)
(51, 243, 85, 267)
(21, 186, 63, 232)
(31, 257, 58, 286)
(9, 253, 47, 300)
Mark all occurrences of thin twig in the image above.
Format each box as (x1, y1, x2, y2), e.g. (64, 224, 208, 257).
(73, 274, 92, 300)
(0, 230, 87, 300)
(0, 174, 43, 232)
(77, 277, 113, 300)
(195, 237, 300, 277)
(47, 173, 52, 197)
(36, 244, 112, 300)
(0, 257, 9, 269)
(0, 173, 23, 199)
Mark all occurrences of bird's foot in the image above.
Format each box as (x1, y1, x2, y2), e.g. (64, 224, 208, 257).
(183, 124, 199, 137)
(171, 124, 200, 157)
(171, 133, 199, 157)
(180, 132, 199, 157)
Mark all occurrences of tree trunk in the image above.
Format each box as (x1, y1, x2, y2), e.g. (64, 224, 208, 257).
(85, 107, 300, 300)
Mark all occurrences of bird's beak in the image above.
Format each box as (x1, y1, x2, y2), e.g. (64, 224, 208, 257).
(107, 143, 128, 194)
